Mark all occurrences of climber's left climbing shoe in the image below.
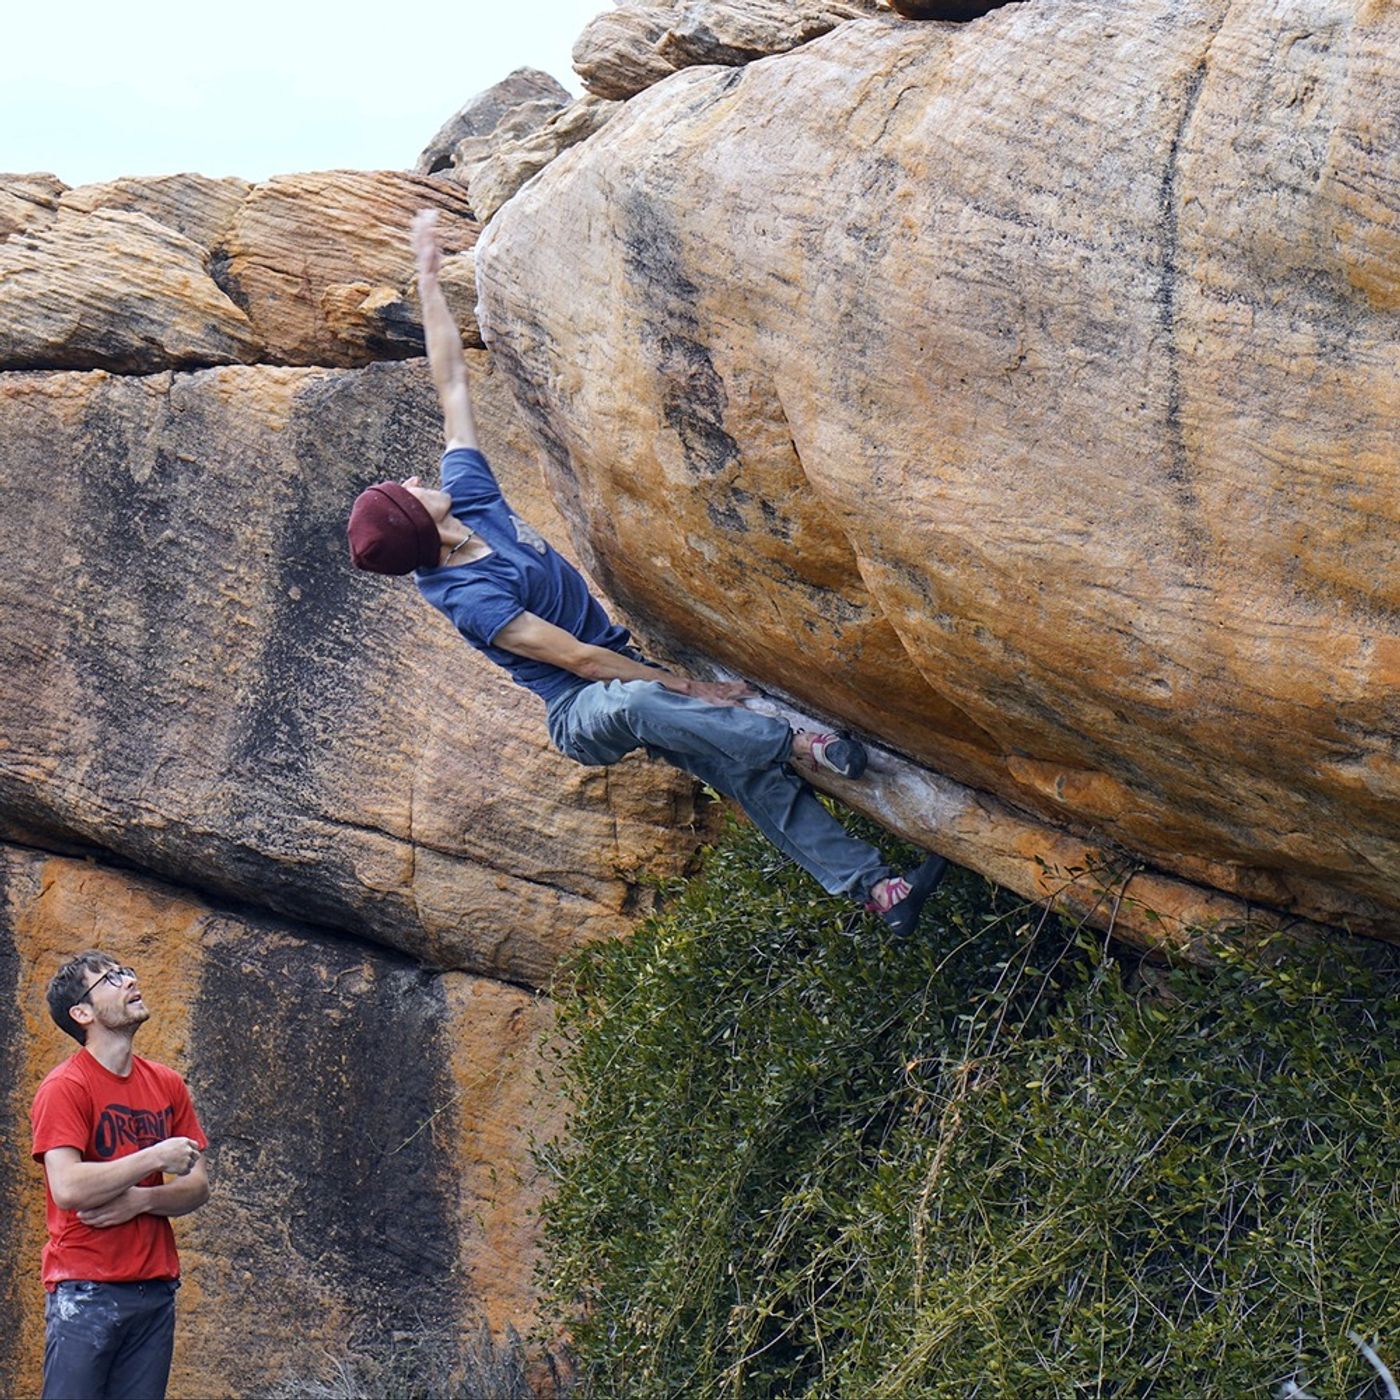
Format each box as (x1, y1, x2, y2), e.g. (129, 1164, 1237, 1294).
(867, 854, 949, 938)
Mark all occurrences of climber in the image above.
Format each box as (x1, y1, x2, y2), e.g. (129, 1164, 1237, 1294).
(345, 209, 946, 936)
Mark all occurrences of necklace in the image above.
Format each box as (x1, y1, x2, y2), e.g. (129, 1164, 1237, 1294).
(444, 528, 476, 562)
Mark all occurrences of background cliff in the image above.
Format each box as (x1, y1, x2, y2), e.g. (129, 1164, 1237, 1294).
(1, 0, 1397, 1394)
(0, 168, 709, 1396)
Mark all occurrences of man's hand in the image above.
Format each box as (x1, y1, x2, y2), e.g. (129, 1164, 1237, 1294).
(412, 209, 442, 281)
(76, 1188, 148, 1229)
(151, 1137, 202, 1176)
(688, 679, 757, 706)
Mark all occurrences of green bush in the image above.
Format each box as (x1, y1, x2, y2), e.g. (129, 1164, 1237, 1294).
(539, 814, 1400, 1398)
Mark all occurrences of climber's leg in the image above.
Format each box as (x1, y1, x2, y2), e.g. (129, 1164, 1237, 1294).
(548, 678, 945, 930)
(548, 679, 793, 771)
(649, 744, 891, 899)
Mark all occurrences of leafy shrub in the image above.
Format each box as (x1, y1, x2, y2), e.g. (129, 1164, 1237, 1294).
(539, 814, 1400, 1398)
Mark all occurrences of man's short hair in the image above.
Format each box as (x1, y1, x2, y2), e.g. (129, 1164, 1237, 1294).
(47, 950, 117, 1044)
(347, 482, 440, 575)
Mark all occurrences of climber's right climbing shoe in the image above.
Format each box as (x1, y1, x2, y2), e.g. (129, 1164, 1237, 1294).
(805, 731, 869, 780)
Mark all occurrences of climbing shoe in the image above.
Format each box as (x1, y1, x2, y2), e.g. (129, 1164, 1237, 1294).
(804, 731, 869, 780)
(866, 854, 948, 937)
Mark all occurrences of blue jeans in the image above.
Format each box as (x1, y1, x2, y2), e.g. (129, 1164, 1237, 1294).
(43, 1279, 177, 1400)
(548, 680, 890, 898)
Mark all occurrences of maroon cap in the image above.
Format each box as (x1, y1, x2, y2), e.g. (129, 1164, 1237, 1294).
(347, 482, 440, 575)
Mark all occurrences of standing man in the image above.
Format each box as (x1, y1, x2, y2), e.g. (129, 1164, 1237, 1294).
(346, 210, 946, 936)
(31, 951, 209, 1400)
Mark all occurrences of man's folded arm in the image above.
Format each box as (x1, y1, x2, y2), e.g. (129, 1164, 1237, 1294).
(43, 1140, 199, 1212)
(134, 1157, 210, 1218)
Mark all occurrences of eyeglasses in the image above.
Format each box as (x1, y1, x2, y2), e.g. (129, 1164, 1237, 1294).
(71, 967, 137, 1008)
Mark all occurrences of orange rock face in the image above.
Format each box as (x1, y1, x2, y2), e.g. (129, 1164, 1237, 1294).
(0, 206, 262, 371)
(0, 150, 713, 1393)
(0, 356, 706, 987)
(59, 174, 252, 248)
(218, 171, 477, 363)
(478, 0, 1400, 941)
(0, 847, 563, 1399)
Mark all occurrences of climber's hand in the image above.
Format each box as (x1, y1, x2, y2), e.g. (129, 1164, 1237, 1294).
(688, 679, 756, 706)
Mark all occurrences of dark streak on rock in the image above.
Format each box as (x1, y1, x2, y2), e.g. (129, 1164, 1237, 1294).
(483, 315, 581, 500)
(706, 497, 748, 534)
(621, 191, 741, 483)
(64, 379, 189, 819)
(360, 296, 429, 360)
(217, 365, 417, 928)
(1155, 48, 1213, 560)
(208, 250, 247, 314)
(890, 0, 1021, 18)
(190, 909, 462, 1347)
(758, 496, 794, 543)
(844, 156, 905, 266)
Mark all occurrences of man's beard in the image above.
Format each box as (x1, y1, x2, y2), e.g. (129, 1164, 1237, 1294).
(96, 1000, 149, 1034)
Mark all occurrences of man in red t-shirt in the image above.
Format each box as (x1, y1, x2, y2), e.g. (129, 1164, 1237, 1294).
(30, 950, 210, 1400)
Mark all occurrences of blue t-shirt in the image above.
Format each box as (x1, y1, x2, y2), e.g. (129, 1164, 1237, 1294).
(415, 448, 632, 705)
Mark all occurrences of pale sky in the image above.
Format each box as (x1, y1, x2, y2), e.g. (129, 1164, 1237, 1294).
(3, 0, 611, 188)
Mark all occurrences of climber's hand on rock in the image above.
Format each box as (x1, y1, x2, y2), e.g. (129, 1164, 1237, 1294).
(689, 679, 756, 706)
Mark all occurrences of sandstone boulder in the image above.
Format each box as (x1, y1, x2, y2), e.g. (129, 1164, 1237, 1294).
(660, 0, 885, 68)
(0, 172, 483, 373)
(0, 207, 262, 372)
(469, 96, 621, 225)
(573, 0, 882, 99)
(573, 3, 684, 101)
(477, 0, 1400, 942)
(0, 357, 708, 987)
(0, 846, 563, 1398)
(448, 98, 576, 202)
(218, 171, 477, 364)
(60, 173, 251, 250)
(416, 67, 570, 176)
(0, 173, 65, 238)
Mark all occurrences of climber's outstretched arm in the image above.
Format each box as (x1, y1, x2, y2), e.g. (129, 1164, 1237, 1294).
(411, 209, 478, 452)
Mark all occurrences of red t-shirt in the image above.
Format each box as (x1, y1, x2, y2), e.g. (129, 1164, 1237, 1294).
(31, 1049, 207, 1291)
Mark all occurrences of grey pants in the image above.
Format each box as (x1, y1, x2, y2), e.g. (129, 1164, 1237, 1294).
(548, 679, 890, 898)
(42, 1279, 177, 1400)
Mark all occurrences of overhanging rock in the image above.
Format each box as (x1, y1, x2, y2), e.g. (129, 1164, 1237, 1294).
(477, 0, 1400, 950)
